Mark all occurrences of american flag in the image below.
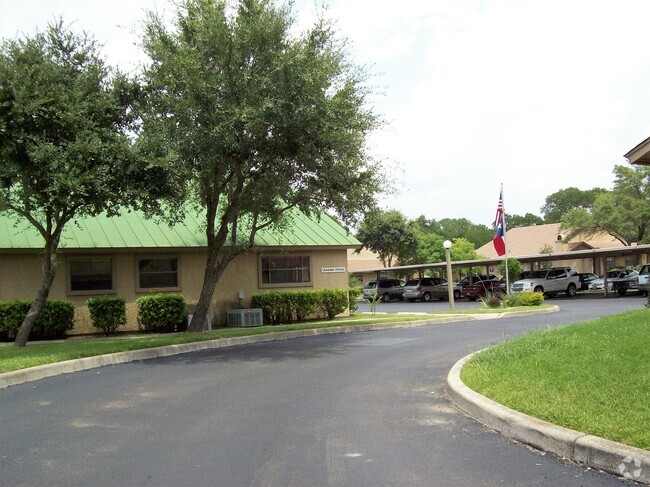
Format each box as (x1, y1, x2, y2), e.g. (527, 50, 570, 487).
(493, 190, 504, 227)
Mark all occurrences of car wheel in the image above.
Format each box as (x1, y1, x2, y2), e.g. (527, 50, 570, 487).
(408, 299, 415, 303)
(566, 283, 577, 297)
(454, 289, 461, 300)
(533, 286, 544, 294)
(382, 293, 391, 303)
(468, 297, 477, 302)
(617, 288, 627, 296)
(398, 295, 404, 301)
(422, 292, 432, 302)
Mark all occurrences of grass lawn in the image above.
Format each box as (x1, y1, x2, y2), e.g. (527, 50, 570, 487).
(0, 313, 440, 374)
(461, 309, 650, 450)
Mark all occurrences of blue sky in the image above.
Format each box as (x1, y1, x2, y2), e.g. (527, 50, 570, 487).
(3, 0, 650, 227)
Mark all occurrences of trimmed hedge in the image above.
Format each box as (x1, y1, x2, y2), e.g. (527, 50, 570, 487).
(137, 293, 187, 333)
(252, 288, 350, 325)
(318, 289, 348, 320)
(0, 300, 75, 341)
(514, 291, 545, 306)
(87, 297, 127, 336)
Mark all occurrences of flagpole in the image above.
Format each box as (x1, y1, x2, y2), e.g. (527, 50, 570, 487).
(501, 183, 510, 293)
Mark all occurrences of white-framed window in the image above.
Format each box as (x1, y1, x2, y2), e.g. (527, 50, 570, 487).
(68, 256, 113, 294)
(137, 256, 180, 291)
(260, 255, 311, 287)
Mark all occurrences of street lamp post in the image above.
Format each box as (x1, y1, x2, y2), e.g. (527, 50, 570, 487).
(443, 240, 455, 311)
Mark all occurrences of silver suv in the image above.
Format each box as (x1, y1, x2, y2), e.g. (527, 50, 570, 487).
(362, 279, 405, 302)
(511, 267, 579, 297)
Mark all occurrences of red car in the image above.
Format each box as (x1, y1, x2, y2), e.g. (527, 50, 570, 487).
(461, 280, 507, 301)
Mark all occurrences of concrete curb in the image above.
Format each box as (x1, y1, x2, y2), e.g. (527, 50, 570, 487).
(446, 352, 650, 485)
(0, 305, 559, 390)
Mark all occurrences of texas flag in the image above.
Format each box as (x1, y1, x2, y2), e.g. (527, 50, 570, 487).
(493, 190, 506, 256)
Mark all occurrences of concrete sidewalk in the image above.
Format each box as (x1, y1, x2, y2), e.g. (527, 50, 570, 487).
(447, 352, 650, 485)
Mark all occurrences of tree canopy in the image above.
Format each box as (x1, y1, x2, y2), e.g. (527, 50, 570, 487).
(0, 21, 166, 346)
(561, 165, 650, 245)
(541, 187, 606, 223)
(141, 0, 384, 330)
(506, 212, 545, 229)
(356, 210, 417, 268)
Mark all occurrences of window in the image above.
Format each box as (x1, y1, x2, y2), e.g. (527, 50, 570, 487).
(69, 257, 113, 292)
(260, 255, 311, 286)
(138, 257, 179, 290)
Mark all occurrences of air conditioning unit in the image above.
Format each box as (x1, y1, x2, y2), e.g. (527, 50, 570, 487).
(227, 308, 263, 327)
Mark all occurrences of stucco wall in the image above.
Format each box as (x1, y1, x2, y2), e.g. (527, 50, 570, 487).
(0, 247, 350, 335)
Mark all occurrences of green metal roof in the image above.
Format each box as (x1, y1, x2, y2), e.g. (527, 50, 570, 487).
(0, 209, 360, 250)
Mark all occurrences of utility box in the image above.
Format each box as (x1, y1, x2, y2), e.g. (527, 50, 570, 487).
(227, 308, 263, 327)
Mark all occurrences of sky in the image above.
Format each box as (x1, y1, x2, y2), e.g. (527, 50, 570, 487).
(2, 0, 650, 228)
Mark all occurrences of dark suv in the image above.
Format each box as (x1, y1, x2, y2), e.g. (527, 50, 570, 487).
(362, 279, 405, 302)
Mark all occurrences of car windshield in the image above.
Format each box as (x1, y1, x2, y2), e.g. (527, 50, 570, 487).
(364, 282, 377, 289)
(405, 280, 419, 286)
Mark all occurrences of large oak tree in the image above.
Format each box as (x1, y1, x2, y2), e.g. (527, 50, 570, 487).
(140, 0, 383, 331)
(0, 22, 171, 346)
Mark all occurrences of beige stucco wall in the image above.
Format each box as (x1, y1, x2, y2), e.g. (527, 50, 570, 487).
(0, 247, 351, 335)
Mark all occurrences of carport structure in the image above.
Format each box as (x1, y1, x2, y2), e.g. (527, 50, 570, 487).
(358, 244, 650, 295)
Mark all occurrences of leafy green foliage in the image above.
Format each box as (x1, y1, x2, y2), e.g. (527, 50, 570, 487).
(0, 21, 176, 345)
(87, 297, 127, 336)
(317, 289, 349, 320)
(506, 213, 544, 229)
(561, 166, 650, 245)
(136, 294, 187, 333)
(348, 287, 362, 314)
(356, 210, 418, 267)
(541, 187, 606, 223)
(252, 289, 348, 323)
(514, 291, 545, 306)
(140, 0, 385, 331)
(0, 301, 74, 341)
(499, 258, 522, 286)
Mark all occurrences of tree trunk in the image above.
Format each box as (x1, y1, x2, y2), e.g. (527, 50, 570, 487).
(14, 238, 59, 347)
(188, 252, 231, 332)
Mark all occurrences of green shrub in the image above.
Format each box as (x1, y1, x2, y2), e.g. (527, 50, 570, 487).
(87, 297, 127, 336)
(292, 291, 318, 322)
(252, 292, 284, 325)
(137, 294, 186, 333)
(348, 286, 362, 314)
(318, 288, 348, 320)
(515, 291, 544, 306)
(0, 300, 75, 341)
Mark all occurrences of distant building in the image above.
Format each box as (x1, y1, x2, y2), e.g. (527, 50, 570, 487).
(475, 223, 636, 274)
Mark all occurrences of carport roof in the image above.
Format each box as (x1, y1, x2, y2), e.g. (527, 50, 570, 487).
(624, 135, 650, 165)
(356, 244, 650, 274)
(0, 209, 360, 250)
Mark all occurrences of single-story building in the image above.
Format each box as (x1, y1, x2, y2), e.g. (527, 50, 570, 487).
(0, 209, 359, 335)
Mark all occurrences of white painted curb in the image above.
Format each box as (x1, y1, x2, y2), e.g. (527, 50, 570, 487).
(446, 352, 650, 484)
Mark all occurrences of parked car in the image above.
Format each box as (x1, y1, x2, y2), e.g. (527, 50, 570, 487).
(588, 269, 639, 295)
(362, 279, 405, 302)
(577, 272, 599, 291)
(461, 280, 507, 301)
(403, 277, 446, 302)
(430, 279, 462, 300)
(638, 264, 650, 296)
(458, 274, 499, 287)
(511, 267, 579, 297)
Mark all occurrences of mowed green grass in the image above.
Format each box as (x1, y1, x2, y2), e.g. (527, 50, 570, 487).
(0, 314, 440, 374)
(461, 309, 650, 450)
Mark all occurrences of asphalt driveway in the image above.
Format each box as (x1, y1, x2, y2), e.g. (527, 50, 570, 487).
(0, 297, 644, 486)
